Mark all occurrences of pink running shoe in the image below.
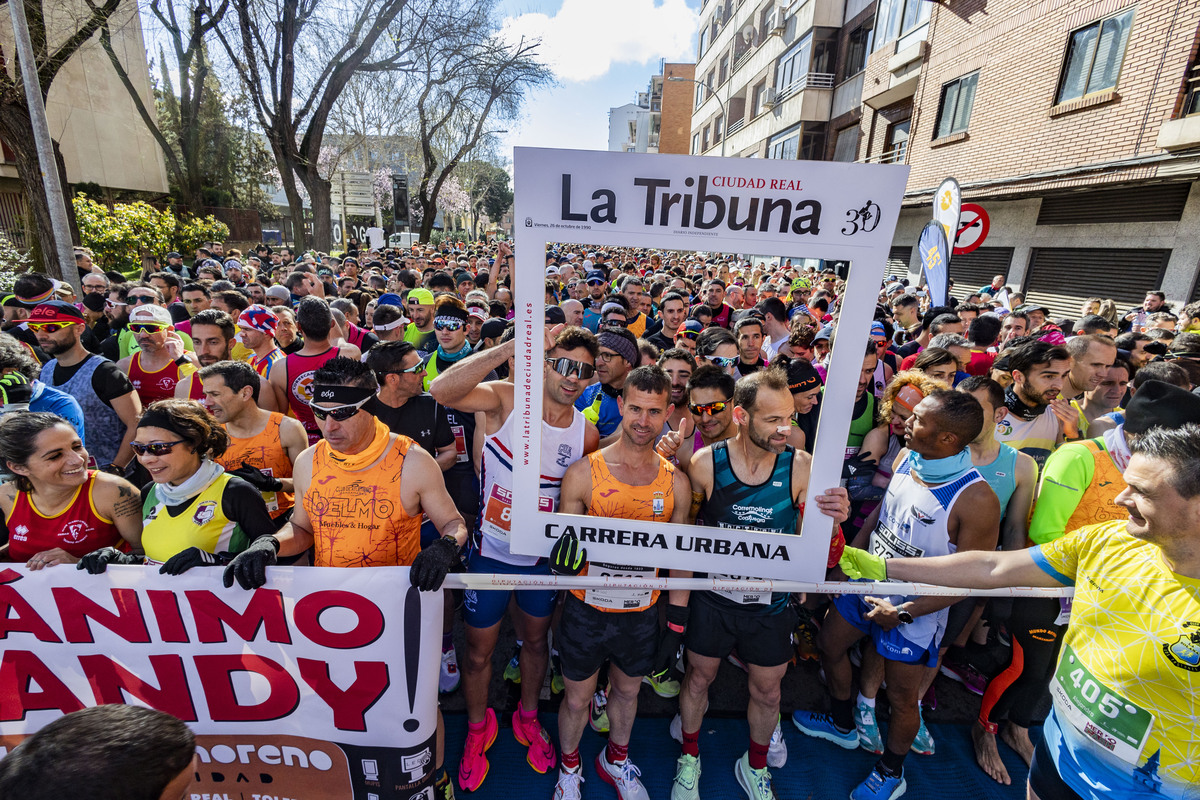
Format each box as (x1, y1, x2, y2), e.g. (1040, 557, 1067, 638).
(512, 704, 557, 773)
(458, 708, 498, 791)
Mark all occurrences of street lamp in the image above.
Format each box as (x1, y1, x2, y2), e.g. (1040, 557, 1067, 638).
(669, 75, 727, 157)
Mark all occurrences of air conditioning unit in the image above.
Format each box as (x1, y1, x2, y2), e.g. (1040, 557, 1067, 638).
(764, 88, 779, 108)
(767, 6, 786, 36)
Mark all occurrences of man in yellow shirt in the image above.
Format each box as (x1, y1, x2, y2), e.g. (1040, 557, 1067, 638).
(840, 423, 1200, 799)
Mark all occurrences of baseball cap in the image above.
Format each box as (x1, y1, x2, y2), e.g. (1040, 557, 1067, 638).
(546, 266, 561, 277)
(546, 305, 566, 324)
(407, 288, 435, 306)
(30, 300, 85, 323)
(814, 324, 834, 342)
(481, 318, 507, 340)
(677, 319, 704, 338)
(467, 304, 488, 321)
(376, 293, 404, 307)
(128, 304, 172, 326)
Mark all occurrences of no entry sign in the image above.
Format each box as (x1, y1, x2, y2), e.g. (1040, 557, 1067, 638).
(954, 202, 989, 255)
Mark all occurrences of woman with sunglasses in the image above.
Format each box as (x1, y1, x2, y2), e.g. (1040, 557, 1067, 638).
(0, 413, 143, 569)
(694, 327, 739, 377)
(77, 399, 277, 576)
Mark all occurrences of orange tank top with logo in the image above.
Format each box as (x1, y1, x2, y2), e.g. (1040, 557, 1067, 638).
(1062, 439, 1128, 533)
(216, 412, 295, 518)
(570, 450, 675, 611)
(304, 434, 422, 567)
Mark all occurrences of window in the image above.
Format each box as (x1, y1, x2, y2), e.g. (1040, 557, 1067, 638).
(692, 132, 700, 154)
(752, 82, 767, 115)
(844, 21, 873, 77)
(935, 71, 979, 137)
(714, 115, 724, 142)
(767, 124, 826, 160)
(702, 126, 710, 151)
(1185, 61, 1200, 117)
(768, 126, 800, 160)
(1056, 8, 1134, 103)
(833, 126, 860, 162)
(695, 82, 705, 109)
(719, 55, 730, 85)
(885, 119, 910, 163)
(699, 27, 709, 59)
(874, 0, 930, 49)
(776, 32, 813, 92)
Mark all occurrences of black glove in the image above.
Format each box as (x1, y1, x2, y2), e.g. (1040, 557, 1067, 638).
(221, 536, 280, 590)
(159, 546, 223, 576)
(651, 604, 690, 678)
(410, 535, 460, 592)
(227, 462, 284, 493)
(76, 547, 143, 573)
(549, 532, 586, 576)
(842, 453, 884, 503)
(0, 372, 32, 407)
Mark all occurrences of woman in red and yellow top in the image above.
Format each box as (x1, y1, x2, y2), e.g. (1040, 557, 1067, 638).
(0, 412, 143, 567)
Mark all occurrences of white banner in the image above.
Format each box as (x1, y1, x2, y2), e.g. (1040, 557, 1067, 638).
(511, 148, 908, 580)
(0, 565, 442, 800)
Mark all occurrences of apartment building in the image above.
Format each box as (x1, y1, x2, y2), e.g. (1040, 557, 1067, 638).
(609, 62, 696, 154)
(854, 0, 1200, 317)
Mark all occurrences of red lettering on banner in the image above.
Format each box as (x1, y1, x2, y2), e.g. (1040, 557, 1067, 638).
(79, 654, 197, 721)
(293, 591, 384, 649)
(297, 658, 389, 732)
(146, 590, 190, 642)
(195, 654, 300, 722)
(53, 587, 150, 644)
(0, 567, 21, 584)
(0, 651, 85, 720)
(187, 590, 292, 644)
(0, 585, 62, 642)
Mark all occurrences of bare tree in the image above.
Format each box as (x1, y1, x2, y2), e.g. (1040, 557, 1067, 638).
(0, 0, 123, 269)
(213, 0, 432, 251)
(98, 0, 227, 213)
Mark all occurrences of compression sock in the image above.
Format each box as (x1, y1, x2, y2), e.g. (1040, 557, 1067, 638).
(681, 728, 700, 757)
(748, 739, 769, 770)
(879, 747, 907, 777)
(606, 740, 629, 764)
(561, 749, 581, 771)
(831, 696, 855, 732)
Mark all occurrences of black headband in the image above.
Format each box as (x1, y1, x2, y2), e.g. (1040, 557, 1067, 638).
(310, 384, 375, 405)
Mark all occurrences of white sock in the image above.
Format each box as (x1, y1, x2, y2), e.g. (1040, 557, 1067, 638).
(858, 693, 876, 708)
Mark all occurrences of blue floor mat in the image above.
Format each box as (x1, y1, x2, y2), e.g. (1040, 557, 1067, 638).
(443, 713, 1035, 799)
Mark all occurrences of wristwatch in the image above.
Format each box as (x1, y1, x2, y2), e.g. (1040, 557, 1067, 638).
(896, 609, 914, 625)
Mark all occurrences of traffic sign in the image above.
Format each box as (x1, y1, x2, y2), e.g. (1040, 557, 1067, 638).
(954, 203, 990, 255)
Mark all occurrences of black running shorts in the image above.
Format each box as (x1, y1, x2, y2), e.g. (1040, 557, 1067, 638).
(557, 593, 660, 682)
(684, 593, 797, 667)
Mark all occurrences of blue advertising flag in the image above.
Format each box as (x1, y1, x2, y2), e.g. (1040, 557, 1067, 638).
(918, 220, 950, 306)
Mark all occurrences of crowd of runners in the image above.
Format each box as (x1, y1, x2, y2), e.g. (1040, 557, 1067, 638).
(0, 238, 1197, 800)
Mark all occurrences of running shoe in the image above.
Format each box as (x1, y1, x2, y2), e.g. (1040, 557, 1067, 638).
(590, 688, 610, 734)
(512, 707, 556, 773)
(733, 752, 776, 800)
(434, 767, 456, 800)
(910, 709, 935, 756)
(850, 766, 906, 800)
(792, 612, 821, 662)
(503, 650, 522, 684)
(855, 701, 884, 755)
(553, 767, 584, 800)
(440, 647, 460, 693)
(767, 718, 787, 768)
(940, 660, 988, 696)
(643, 671, 681, 698)
(669, 712, 683, 743)
(457, 708, 498, 792)
(550, 651, 566, 696)
(790, 710, 858, 750)
(595, 753, 650, 800)
(670, 754, 701, 800)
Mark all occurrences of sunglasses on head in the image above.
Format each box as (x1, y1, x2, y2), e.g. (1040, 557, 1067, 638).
(129, 323, 167, 334)
(705, 355, 738, 368)
(377, 360, 426, 381)
(130, 439, 187, 456)
(309, 396, 372, 421)
(689, 400, 731, 416)
(105, 299, 126, 309)
(434, 318, 464, 332)
(28, 321, 78, 333)
(676, 329, 700, 340)
(545, 357, 596, 380)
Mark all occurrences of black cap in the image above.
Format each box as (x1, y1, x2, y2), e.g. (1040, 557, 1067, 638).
(545, 305, 566, 325)
(1124, 380, 1200, 435)
(481, 318, 507, 340)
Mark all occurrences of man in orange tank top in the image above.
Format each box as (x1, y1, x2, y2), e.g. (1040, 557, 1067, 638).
(224, 356, 466, 800)
(551, 365, 692, 800)
(200, 360, 307, 524)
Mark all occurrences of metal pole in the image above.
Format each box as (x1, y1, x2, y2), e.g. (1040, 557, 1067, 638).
(8, 0, 82, 296)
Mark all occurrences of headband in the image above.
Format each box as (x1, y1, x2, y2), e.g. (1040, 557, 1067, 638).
(310, 384, 375, 405)
(601, 302, 626, 318)
(598, 331, 638, 366)
(894, 384, 925, 413)
(136, 407, 188, 436)
(374, 317, 408, 331)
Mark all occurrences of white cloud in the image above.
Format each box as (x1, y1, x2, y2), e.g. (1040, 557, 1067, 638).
(501, 0, 699, 83)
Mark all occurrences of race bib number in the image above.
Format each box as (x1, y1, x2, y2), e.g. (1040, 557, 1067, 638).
(870, 522, 924, 560)
(260, 467, 279, 513)
(712, 574, 770, 606)
(482, 485, 513, 538)
(450, 424, 469, 463)
(1054, 596, 1073, 627)
(584, 562, 657, 611)
(1050, 644, 1154, 765)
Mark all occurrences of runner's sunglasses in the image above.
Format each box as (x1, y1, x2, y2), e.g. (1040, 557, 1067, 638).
(309, 396, 372, 421)
(129, 323, 168, 334)
(704, 355, 738, 368)
(130, 440, 187, 456)
(689, 400, 731, 416)
(27, 322, 79, 333)
(434, 318, 464, 332)
(545, 357, 595, 380)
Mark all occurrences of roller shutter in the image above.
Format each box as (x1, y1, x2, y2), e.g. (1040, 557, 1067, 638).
(886, 246, 911, 279)
(1036, 183, 1192, 225)
(1024, 248, 1169, 322)
(948, 247, 1013, 297)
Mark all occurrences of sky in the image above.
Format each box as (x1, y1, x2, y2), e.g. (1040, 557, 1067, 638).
(494, 0, 701, 158)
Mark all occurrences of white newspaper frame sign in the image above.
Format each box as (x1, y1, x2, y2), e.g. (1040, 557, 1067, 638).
(511, 148, 908, 580)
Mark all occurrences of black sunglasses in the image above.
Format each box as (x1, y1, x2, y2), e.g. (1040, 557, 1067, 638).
(309, 397, 372, 421)
(545, 357, 596, 380)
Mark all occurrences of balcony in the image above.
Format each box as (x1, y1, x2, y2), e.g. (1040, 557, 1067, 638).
(831, 72, 865, 118)
(774, 71, 835, 104)
(1156, 116, 1200, 152)
(857, 145, 907, 165)
(862, 40, 927, 110)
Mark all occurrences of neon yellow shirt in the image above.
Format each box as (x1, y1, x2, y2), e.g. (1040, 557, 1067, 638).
(1032, 521, 1200, 797)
